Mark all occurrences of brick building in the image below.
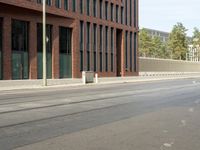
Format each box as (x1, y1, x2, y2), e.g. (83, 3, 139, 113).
(0, 0, 139, 80)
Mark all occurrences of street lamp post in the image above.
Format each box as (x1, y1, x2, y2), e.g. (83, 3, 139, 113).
(43, 0, 47, 86)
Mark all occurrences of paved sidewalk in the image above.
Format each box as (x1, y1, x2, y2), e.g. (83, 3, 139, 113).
(0, 73, 200, 91)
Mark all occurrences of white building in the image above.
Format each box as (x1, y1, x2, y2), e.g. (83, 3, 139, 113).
(187, 45, 200, 62)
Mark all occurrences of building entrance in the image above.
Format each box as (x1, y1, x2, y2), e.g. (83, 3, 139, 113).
(59, 27, 72, 78)
(12, 20, 29, 80)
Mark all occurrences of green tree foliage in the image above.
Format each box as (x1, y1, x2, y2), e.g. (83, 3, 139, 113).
(168, 23, 188, 60)
(192, 27, 200, 46)
(191, 27, 200, 60)
(139, 28, 152, 57)
(139, 28, 169, 59)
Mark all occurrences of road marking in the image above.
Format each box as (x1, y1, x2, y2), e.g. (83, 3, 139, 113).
(188, 108, 194, 113)
(163, 130, 168, 133)
(160, 142, 174, 150)
(180, 120, 187, 127)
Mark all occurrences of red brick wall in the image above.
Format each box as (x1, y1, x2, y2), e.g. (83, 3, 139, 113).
(0, 0, 139, 79)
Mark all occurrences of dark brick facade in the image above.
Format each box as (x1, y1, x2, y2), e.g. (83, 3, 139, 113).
(0, 0, 139, 80)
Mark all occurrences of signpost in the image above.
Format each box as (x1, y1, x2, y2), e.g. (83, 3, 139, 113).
(43, 0, 47, 86)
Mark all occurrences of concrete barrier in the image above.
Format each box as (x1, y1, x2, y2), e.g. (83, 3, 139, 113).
(139, 57, 200, 73)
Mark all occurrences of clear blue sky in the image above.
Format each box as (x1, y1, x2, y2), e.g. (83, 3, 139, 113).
(139, 0, 200, 36)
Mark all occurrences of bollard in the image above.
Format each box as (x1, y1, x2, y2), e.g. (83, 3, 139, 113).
(82, 71, 86, 84)
(95, 73, 98, 84)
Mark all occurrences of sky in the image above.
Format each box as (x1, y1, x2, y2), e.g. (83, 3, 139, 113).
(139, 0, 200, 36)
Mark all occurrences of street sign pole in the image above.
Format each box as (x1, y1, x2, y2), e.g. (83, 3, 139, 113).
(43, 0, 47, 86)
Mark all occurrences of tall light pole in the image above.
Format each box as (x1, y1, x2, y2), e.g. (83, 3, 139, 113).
(43, 0, 47, 86)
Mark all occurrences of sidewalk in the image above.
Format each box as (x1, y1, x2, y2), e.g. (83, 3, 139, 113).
(0, 73, 200, 91)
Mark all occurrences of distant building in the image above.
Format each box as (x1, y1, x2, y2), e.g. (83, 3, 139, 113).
(143, 28, 192, 44)
(187, 45, 200, 62)
(143, 28, 169, 43)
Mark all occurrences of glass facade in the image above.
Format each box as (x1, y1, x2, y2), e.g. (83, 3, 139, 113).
(111, 28, 114, 72)
(93, 0, 97, 17)
(80, 0, 83, 14)
(105, 1, 108, 20)
(72, 0, 76, 12)
(12, 20, 29, 80)
(100, 0, 103, 19)
(59, 27, 72, 78)
(116, 5, 119, 23)
(55, 0, 61, 8)
(64, 0, 68, 10)
(134, 32, 137, 72)
(105, 26, 108, 72)
(86, 22, 90, 71)
(0, 18, 2, 80)
(134, 0, 137, 27)
(80, 21, 84, 71)
(87, 0, 90, 16)
(130, 32, 132, 71)
(37, 23, 52, 79)
(93, 24, 97, 72)
(99, 25, 103, 72)
(125, 31, 128, 70)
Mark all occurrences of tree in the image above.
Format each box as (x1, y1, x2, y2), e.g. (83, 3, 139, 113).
(139, 28, 153, 57)
(192, 27, 200, 46)
(151, 36, 164, 58)
(167, 23, 188, 60)
(192, 27, 200, 60)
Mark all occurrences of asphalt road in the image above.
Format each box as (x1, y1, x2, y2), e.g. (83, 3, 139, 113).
(0, 78, 200, 150)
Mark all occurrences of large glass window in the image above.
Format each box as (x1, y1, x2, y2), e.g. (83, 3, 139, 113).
(111, 28, 114, 72)
(111, 3, 114, 21)
(80, 0, 83, 14)
(100, 0, 103, 19)
(37, 0, 51, 5)
(121, 7, 124, 24)
(87, 0, 90, 16)
(46, 0, 52, 6)
(37, 23, 52, 79)
(134, 32, 137, 72)
(59, 27, 72, 78)
(125, 31, 128, 70)
(134, 0, 137, 27)
(99, 25, 103, 72)
(105, 1, 108, 20)
(125, 0, 128, 25)
(116, 5, 119, 23)
(72, 0, 76, 12)
(86, 22, 90, 71)
(93, 0, 97, 17)
(37, 0, 42, 4)
(0, 18, 2, 80)
(64, 0, 68, 10)
(80, 21, 84, 71)
(130, 32, 132, 71)
(130, 0, 132, 26)
(55, 0, 61, 8)
(93, 24, 97, 72)
(12, 20, 29, 79)
(105, 26, 108, 72)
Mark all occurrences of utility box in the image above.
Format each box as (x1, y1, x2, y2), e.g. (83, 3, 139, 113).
(82, 71, 94, 84)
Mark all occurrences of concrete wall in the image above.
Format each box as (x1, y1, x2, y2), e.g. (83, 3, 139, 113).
(139, 57, 200, 72)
